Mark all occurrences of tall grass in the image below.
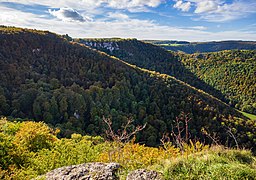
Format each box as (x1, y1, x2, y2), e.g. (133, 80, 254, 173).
(161, 147, 256, 179)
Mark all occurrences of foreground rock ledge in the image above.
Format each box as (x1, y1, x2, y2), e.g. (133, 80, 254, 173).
(38, 162, 120, 180)
(126, 169, 163, 180)
(37, 162, 163, 180)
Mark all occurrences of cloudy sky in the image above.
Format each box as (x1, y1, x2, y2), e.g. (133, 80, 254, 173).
(0, 0, 256, 41)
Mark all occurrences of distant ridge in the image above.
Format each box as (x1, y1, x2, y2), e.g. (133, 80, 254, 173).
(144, 40, 256, 54)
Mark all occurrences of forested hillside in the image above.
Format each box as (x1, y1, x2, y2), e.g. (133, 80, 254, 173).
(145, 40, 256, 54)
(180, 51, 256, 115)
(76, 38, 225, 101)
(0, 27, 255, 150)
(77, 39, 256, 115)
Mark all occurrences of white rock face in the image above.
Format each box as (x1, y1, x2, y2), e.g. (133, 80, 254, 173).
(85, 41, 120, 53)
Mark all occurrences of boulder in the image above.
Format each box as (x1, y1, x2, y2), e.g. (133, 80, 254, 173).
(126, 169, 163, 180)
(39, 162, 120, 180)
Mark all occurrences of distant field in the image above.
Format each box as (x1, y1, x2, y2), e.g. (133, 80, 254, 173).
(159, 43, 185, 46)
(240, 111, 256, 120)
(148, 40, 256, 54)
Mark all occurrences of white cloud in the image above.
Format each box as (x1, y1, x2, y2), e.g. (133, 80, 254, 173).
(0, 6, 19, 23)
(194, 1, 256, 22)
(49, 8, 92, 22)
(6, 0, 255, 23)
(1, 6, 255, 41)
(107, 12, 130, 20)
(190, 26, 207, 30)
(107, 0, 163, 10)
(194, 1, 218, 13)
(173, 0, 256, 22)
(173, 1, 191, 12)
(3, 0, 163, 12)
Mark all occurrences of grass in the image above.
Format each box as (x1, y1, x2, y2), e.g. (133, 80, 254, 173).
(240, 111, 256, 120)
(117, 146, 256, 180)
(158, 147, 256, 180)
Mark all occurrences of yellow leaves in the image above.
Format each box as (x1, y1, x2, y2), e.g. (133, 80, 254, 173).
(0, 117, 8, 123)
(0, 117, 21, 135)
(99, 141, 180, 170)
(183, 140, 209, 155)
(13, 121, 57, 152)
(98, 139, 211, 171)
(71, 133, 83, 142)
(160, 142, 180, 159)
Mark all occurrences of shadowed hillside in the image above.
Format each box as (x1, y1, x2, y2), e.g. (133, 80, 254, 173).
(77, 38, 256, 114)
(76, 38, 226, 102)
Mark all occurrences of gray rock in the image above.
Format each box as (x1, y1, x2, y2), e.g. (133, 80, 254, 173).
(39, 162, 120, 180)
(126, 169, 163, 180)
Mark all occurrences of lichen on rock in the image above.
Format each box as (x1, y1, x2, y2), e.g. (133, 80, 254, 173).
(126, 169, 163, 180)
(38, 162, 120, 180)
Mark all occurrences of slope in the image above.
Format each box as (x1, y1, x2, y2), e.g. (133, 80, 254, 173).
(0, 27, 255, 149)
(76, 38, 226, 101)
(77, 38, 256, 115)
(179, 50, 256, 114)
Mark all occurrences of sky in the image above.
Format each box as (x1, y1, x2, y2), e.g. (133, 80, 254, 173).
(0, 0, 256, 41)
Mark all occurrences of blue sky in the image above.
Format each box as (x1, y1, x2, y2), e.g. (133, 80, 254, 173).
(0, 0, 256, 41)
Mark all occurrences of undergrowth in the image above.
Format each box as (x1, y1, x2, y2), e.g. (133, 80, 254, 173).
(0, 117, 255, 179)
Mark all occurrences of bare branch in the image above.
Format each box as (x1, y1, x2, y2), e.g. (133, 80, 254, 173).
(171, 112, 192, 151)
(102, 116, 147, 143)
(201, 127, 220, 146)
(226, 126, 239, 149)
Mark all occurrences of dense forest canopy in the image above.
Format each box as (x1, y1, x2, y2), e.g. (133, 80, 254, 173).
(76, 38, 226, 101)
(77, 38, 256, 115)
(0, 26, 255, 151)
(179, 50, 256, 114)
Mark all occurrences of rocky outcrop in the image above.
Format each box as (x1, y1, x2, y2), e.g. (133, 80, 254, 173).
(39, 162, 120, 180)
(126, 169, 163, 180)
(38, 162, 164, 180)
(83, 41, 120, 52)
